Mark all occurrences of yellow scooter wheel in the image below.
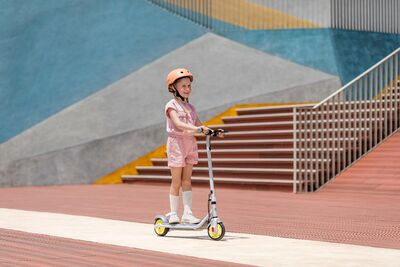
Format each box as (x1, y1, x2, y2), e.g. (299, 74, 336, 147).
(207, 222, 225, 241)
(154, 218, 169, 236)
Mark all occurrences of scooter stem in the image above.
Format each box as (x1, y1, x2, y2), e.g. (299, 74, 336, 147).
(206, 135, 215, 194)
(206, 135, 218, 220)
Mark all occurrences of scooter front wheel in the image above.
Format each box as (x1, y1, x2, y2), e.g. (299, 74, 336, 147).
(207, 222, 225, 241)
(154, 218, 169, 236)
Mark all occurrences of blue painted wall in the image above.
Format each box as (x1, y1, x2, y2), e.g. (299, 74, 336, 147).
(331, 30, 400, 85)
(220, 28, 400, 85)
(221, 29, 339, 76)
(0, 0, 206, 143)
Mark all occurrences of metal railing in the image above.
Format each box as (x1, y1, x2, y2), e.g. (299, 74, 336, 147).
(147, 0, 328, 32)
(148, 0, 400, 34)
(331, 0, 400, 34)
(293, 47, 400, 193)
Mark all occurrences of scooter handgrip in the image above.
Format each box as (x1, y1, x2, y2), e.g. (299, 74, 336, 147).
(206, 129, 213, 135)
(205, 129, 227, 136)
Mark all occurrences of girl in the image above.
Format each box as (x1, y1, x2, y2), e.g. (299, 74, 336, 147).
(164, 68, 211, 224)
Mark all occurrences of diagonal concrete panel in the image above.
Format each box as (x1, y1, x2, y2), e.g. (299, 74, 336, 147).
(0, 33, 340, 186)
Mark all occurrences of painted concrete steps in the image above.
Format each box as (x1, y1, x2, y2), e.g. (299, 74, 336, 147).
(296, 108, 398, 118)
(195, 130, 294, 140)
(288, 101, 400, 114)
(135, 166, 304, 180)
(196, 138, 361, 150)
(223, 109, 397, 124)
(152, 158, 294, 168)
(236, 104, 314, 116)
(196, 148, 348, 159)
(294, 119, 386, 129)
(122, 174, 299, 189)
(222, 113, 293, 124)
(151, 158, 329, 169)
(197, 148, 293, 158)
(197, 139, 293, 149)
(196, 128, 371, 142)
(208, 121, 293, 131)
(311, 101, 400, 110)
(121, 103, 317, 190)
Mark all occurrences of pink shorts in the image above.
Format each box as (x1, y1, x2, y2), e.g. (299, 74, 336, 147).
(167, 136, 198, 167)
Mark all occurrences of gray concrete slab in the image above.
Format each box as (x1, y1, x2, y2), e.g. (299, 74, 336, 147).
(1, 208, 399, 267)
(0, 33, 340, 186)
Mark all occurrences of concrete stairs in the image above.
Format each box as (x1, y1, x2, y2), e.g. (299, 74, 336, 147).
(122, 80, 400, 191)
(122, 103, 314, 191)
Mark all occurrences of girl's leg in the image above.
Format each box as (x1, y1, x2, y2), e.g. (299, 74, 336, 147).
(170, 167, 183, 196)
(181, 164, 193, 191)
(168, 167, 183, 223)
(181, 164, 201, 224)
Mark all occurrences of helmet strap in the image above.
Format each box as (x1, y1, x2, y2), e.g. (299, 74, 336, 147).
(172, 85, 188, 103)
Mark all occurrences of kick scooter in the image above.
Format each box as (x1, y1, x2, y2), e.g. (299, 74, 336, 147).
(154, 129, 227, 241)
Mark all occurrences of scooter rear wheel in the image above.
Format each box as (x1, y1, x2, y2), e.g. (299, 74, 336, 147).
(154, 218, 169, 236)
(207, 222, 225, 241)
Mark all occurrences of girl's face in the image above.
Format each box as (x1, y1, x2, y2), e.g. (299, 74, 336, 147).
(174, 77, 192, 98)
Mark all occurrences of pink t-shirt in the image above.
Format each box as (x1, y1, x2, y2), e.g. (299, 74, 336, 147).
(165, 98, 198, 137)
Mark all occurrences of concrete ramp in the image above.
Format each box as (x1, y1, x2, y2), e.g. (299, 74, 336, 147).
(323, 130, 400, 195)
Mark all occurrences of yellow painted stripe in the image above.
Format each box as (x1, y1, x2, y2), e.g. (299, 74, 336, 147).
(95, 102, 315, 184)
(166, 0, 319, 30)
(95, 145, 167, 184)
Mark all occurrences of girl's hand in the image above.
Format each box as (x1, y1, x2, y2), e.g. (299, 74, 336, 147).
(200, 126, 211, 135)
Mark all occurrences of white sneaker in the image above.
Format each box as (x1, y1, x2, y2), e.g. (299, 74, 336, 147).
(181, 211, 201, 224)
(166, 212, 179, 224)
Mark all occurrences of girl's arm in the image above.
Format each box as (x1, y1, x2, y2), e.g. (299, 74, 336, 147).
(169, 109, 202, 132)
(195, 118, 211, 134)
(194, 118, 203, 127)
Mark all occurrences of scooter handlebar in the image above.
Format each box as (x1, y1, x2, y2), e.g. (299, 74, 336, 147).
(205, 129, 228, 136)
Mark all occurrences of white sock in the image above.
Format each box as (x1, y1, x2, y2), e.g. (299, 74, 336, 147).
(182, 191, 193, 214)
(169, 194, 179, 214)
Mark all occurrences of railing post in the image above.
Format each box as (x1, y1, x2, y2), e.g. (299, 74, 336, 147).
(299, 109, 304, 192)
(394, 52, 400, 129)
(306, 109, 311, 192)
(374, 68, 379, 146)
(315, 98, 320, 189)
(369, 72, 373, 151)
(385, 60, 389, 138)
(293, 107, 297, 193)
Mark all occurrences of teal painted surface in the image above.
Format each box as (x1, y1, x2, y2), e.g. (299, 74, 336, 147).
(149, 2, 400, 85)
(331, 30, 400, 84)
(221, 29, 339, 76)
(220, 29, 400, 84)
(0, 0, 206, 143)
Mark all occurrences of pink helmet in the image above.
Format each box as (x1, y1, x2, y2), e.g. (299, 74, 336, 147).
(166, 68, 193, 90)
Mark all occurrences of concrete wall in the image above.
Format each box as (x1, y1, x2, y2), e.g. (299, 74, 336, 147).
(0, 33, 340, 187)
(0, 0, 206, 144)
(331, 30, 400, 84)
(147, 0, 400, 84)
(251, 0, 331, 27)
(222, 29, 400, 84)
(2, 0, 398, 188)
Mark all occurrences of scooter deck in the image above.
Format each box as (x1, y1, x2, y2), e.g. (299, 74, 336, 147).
(159, 223, 207, 230)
